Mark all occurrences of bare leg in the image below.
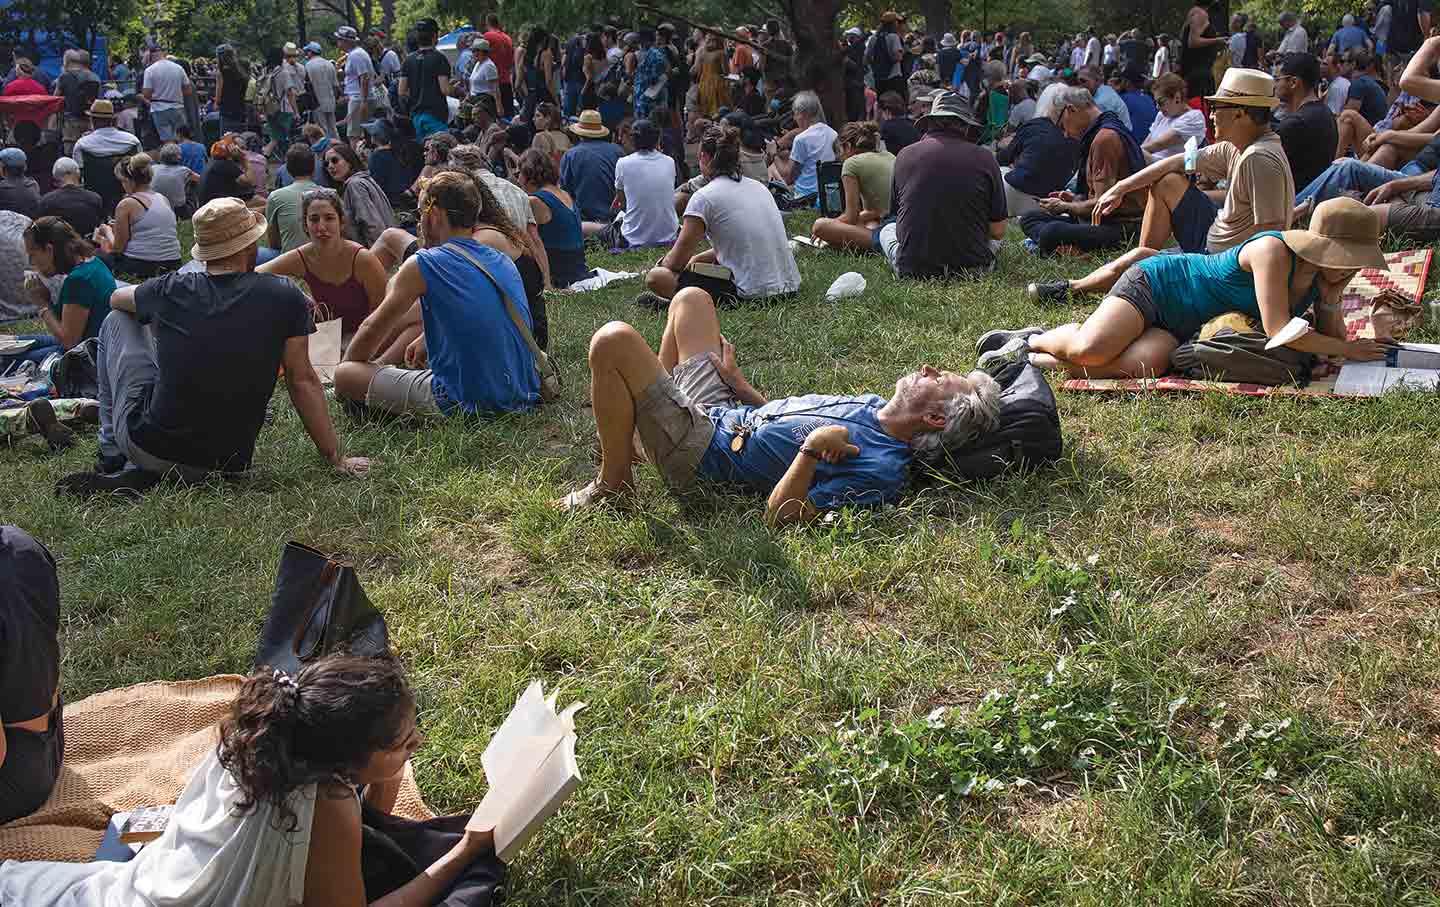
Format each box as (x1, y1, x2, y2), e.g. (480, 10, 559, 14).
(1336, 110, 1373, 158)
(1367, 142, 1405, 169)
(580, 322, 668, 494)
(334, 360, 380, 402)
(658, 287, 723, 371)
(1137, 171, 1191, 250)
(811, 217, 878, 251)
(581, 220, 608, 237)
(644, 265, 680, 299)
(1061, 328, 1178, 378)
(1067, 247, 1163, 295)
(370, 227, 417, 273)
(1028, 297, 1150, 370)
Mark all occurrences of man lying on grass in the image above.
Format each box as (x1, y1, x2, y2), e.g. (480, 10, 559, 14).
(558, 286, 1002, 524)
(975, 197, 1390, 379)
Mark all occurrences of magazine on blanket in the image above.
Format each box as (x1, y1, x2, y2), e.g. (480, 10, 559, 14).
(1334, 362, 1440, 395)
(466, 681, 584, 862)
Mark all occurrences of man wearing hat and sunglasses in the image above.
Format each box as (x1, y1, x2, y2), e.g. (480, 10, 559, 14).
(56, 198, 370, 498)
(304, 41, 340, 141)
(1031, 69, 1297, 304)
(878, 90, 1007, 280)
(336, 25, 375, 147)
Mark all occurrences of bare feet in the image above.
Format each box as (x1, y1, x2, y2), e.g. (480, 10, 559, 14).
(555, 479, 634, 512)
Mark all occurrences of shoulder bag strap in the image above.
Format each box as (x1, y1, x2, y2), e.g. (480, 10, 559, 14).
(443, 241, 557, 382)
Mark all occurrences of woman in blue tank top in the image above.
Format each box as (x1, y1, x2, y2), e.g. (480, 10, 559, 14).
(516, 148, 591, 288)
(1003, 198, 1392, 378)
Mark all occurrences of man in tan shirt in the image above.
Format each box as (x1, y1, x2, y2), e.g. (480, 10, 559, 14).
(1030, 68, 1296, 304)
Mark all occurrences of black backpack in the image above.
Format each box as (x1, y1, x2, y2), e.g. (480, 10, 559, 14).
(869, 31, 894, 79)
(938, 361, 1063, 480)
(1170, 327, 1315, 386)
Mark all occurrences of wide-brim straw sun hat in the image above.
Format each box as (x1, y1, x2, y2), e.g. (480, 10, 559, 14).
(1282, 197, 1388, 271)
(190, 198, 268, 261)
(1205, 67, 1279, 108)
(570, 109, 610, 138)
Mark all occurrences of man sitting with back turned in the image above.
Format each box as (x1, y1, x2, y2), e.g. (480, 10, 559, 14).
(558, 285, 1002, 524)
(334, 168, 541, 417)
(876, 91, 1007, 279)
(56, 198, 370, 498)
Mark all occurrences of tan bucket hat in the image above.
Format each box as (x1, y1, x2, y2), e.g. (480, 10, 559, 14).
(87, 99, 116, 119)
(1282, 197, 1388, 271)
(1205, 67, 1279, 108)
(570, 109, 610, 139)
(190, 198, 268, 261)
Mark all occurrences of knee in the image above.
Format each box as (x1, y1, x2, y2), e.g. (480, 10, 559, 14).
(1155, 171, 1190, 204)
(1067, 334, 1116, 367)
(332, 361, 371, 401)
(588, 321, 644, 365)
(669, 286, 716, 317)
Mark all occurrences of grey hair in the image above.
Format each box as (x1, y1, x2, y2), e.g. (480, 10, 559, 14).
(1052, 85, 1095, 112)
(52, 156, 80, 180)
(1342, 13, 1355, 26)
(158, 142, 183, 164)
(1034, 82, 1068, 120)
(910, 371, 1003, 463)
(792, 90, 825, 122)
(446, 143, 486, 171)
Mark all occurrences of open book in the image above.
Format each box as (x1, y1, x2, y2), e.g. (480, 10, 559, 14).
(467, 681, 584, 862)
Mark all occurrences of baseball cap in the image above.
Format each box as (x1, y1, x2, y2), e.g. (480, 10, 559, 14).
(304, 42, 323, 54)
(474, 38, 491, 52)
(0, 147, 26, 168)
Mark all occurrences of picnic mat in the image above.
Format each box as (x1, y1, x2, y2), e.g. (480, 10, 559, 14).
(1062, 248, 1434, 398)
(0, 675, 434, 863)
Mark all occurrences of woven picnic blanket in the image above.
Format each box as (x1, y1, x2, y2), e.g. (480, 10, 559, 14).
(1063, 249, 1433, 397)
(0, 675, 434, 863)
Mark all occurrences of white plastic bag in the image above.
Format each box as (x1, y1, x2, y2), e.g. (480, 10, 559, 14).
(825, 271, 866, 302)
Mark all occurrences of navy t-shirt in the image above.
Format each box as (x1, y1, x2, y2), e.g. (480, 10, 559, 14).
(131, 272, 312, 471)
(998, 117, 1081, 198)
(558, 140, 624, 221)
(1348, 75, 1389, 125)
(700, 394, 913, 510)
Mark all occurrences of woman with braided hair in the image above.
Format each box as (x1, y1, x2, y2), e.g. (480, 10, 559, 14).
(0, 653, 500, 905)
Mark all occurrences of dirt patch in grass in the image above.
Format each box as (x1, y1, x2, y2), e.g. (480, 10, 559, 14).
(1012, 790, 1105, 844)
(426, 524, 532, 594)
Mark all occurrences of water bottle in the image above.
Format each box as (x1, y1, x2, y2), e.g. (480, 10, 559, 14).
(1183, 136, 1200, 186)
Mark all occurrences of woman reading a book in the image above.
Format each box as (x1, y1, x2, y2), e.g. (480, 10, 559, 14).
(989, 198, 1393, 379)
(0, 654, 498, 906)
(0, 525, 63, 826)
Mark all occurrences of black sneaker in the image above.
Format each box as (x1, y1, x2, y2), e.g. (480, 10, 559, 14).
(95, 452, 128, 475)
(976, 326, 1045, 357)
(1026, 281, 1071, 306)
(633, 290, 669, 311)
(977, 337, 1033, 377)
(56, 465, 161, 500)
(26, 399, 75, 451)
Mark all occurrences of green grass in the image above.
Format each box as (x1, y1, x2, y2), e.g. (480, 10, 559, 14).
(6, 214, 1440, 905)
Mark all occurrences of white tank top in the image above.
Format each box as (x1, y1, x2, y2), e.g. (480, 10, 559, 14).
(123, 191, 182, 262)
(0, 750, 319, 907)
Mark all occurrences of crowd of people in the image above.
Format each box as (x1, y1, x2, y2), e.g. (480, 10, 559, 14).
(2, 5, 1439, 900)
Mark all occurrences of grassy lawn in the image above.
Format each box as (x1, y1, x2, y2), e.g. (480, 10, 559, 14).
(5, 213, 1440, 904)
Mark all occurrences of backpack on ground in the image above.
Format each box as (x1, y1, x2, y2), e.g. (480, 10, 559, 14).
(937, 360, 1063, 480)
(1170, 327, 1314, 386)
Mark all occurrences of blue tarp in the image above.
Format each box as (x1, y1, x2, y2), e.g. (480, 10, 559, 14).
(0, 6, 111, 81)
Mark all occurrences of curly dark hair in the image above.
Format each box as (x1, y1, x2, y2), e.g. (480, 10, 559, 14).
(516, 147, 559, 187)
(217, 654, 414, 831)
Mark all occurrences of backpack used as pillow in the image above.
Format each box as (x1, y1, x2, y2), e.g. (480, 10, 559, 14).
(1170, 327, 1315, 386)
(938, 360, 1063, 480)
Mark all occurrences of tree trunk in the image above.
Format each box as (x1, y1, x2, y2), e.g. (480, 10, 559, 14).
(788, 0, 846, 124)
(378, 0, 395, 37)
(919, 0, 951, 36)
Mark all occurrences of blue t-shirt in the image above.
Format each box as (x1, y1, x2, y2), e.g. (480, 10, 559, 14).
(414, 239, 541, 414)
(1331, 25, 1369, 53)
(559, 140, 624, 221)
(179, 140, 208, 175)
(1120, 89, 1158, 145)
(1348, 75, 1388, 125)
(699, 394, 913, 510)
(1138, 231, 1319, 340)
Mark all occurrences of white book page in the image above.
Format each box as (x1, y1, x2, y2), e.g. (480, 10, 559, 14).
(1335, 363, 1440, 395)
(468, 682, 579, 835)
(494, 733, 581, 862)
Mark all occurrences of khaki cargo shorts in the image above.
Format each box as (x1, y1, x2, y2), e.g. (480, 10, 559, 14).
(634, 353, 738, 490)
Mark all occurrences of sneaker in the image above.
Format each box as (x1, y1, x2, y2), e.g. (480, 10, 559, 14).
(633, 290, 669, 311)
(94, 452, 128, 475)
(56, 465, 161, 500)
(977, 337, 1033, 377)
(1026, 280, 1071, 306)
(976, 326, 1045, 357)
(1022, 238, 1041, 255)
(26, 399, 75, 451)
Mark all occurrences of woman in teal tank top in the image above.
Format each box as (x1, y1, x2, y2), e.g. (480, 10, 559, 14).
(1014, 198, 1392, 378)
